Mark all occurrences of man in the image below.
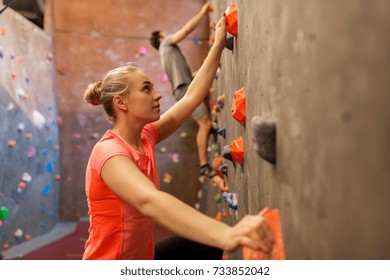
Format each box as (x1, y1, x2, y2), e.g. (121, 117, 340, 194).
(150, 3, 215, 183)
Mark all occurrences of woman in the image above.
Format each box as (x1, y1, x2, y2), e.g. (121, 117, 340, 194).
(82, 16, 273, 260)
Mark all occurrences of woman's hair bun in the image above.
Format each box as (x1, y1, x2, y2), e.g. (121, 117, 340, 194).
(84, 81, 102, 106)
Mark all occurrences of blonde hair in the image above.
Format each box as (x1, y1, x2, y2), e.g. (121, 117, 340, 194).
(84, 63, 139, 122)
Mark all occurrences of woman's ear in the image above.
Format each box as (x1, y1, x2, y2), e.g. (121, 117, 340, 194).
(113, 95, 128, 111)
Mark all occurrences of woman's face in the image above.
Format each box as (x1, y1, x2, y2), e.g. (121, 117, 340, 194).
(126, 70, 162, 123)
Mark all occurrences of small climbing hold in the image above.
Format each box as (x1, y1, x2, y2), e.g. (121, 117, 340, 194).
(136, 47, 148, 56)
(214, 193, 222, 203)
(55, 174, 61, 181)
(14, 229, 23, 239)
(225, 36, 234, 51)
(225, 4, 238, 37)
(215, 212, 222, 221)
(222, 208, 227, 218)
(18, 181, 26, 191)
(208, 5, 214, 12)
(47, 52, 54, 61)
(11, 72, 16, 79)
(219, 159, 228, 176)
(242, 208, 286, 260)
(179, 131, 187, 138)
(56, 65, 68, 75)
(46, 162, 53, 173)
(222, 192, 238, 210)
(8, 139, 16, 147)
(159, 147, 167, 153)
(17, 56, 23, 63)
(41, 183, 51, 195)
(27, 146, 36, 157)
(231, 87, 246, 125)
(56, 116, 63, 125)
(3, 243, 10, 250)
(17, 123, 25, 131)
(251, 116, 276, 164)
(160, 73, 169, 83)
(193, 38, 201, 45)
(217, 127, 226, 139)
(163, 172, 172, 184)
(25, 234, 32, 240)
(25, 133, 32, 139)
(1, 27, 6, 36)
(0, 206, 9, 221)
(222, 144, 233, 161)
(90, 132, 99, 140)
(171, 153, 180, 163)
(217, 95, 225, 108)
(22, 172, 32, 183)
(230, 136, 244, 164)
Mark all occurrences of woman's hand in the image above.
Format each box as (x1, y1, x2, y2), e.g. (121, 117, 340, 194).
(213, 16, 227, 51)
(222, 214, 274, 253)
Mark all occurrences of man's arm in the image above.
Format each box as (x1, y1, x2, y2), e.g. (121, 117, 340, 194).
(171, 2, 210, 44)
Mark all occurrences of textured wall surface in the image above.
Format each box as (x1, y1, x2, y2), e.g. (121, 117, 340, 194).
(0, 9, 60, 253)
(209, 0, 390, 259)
(52, 0, 210, 221)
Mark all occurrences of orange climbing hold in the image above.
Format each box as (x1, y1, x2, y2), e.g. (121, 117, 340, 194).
(25, 133, 32, 139)
(231, 87, 246, 125)
(8, 139, 16, 147)
(230, 136, 244, 164)
(242, 208, 286, 260)
(11, 72, 17, 79)
(18, 182, 26, 190)
(225, 4, 238, 37)
(1, 27, 6, 36)
(208, 5, 214, 12)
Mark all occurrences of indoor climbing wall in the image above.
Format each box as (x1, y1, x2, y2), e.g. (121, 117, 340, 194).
(208, 0, 390, 259)
(51, 0, 210, 221)
(0, 7, 60, 254)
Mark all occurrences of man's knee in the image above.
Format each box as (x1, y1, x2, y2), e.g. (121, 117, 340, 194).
(196, 114, 211, 129)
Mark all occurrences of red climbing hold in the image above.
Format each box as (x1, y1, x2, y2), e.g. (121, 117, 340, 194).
(242, 208, 286, 260)
(225, 4, 238, 37)
(230, 136, 244, 164)
(231, 87, 246, 125)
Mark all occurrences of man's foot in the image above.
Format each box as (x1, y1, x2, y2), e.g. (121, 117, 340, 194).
(198, 163, 216, 183)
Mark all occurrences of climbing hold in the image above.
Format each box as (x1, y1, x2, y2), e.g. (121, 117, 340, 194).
(214, 193, 222, 204)
(27, 146, 36, 157)
(231, 87, 246, 125)
(42, 148, 48, 156)
(8, 139, 16, 147)
(55, 174, 61, 181)
(0, 207, 9, 221)
(160, 73, 168, 83)
(230, 136, 244, 164)
(56, 116, 62, 125)
(222, 144, 233, 161)
(41, 183, 51, 196)
(25, 234, 32, 240)
(212, 157, 224, 178)
(223, 137, 244, 164)
(56, 65, 68, 75)
(179, 131, 187, 138)
(18, 181, 26, 191)
(219, 159, 228, 176)
(215, 212, 222, 221)
(3, 243, 10, 250)
(163, 172, 172, 184)
(47, 52, 54, 61)
(32, 110, 46, 129)
(14, 229, 23, 239)
(46, 162, 53, 173)
(243, 208, 286, 260)
(251, 116, 276, 164)
(39, 221, 46, 228)
(225, 36, 234, 51)
(73, 133, 81, 139)
(1, 27, 6, 36)
(217, 127, 226, 139)
(159, 147, 167, 153)
(11, 72, 16, 79)
(222, 192, 238, 210)
(22, 172, 32, 183)
(225, 4, 238, 37)
(25, 133, 32, 139)
(193, 38, 201, 45)
(217, 95, 225, 108)
(17, 56, 23, 63)
(136, 47, 148, 56)
(171, 153, 180, 163)
(17, 122, 25, 131)
(222, 208, 227, 218)
(208, 5, 214, 12)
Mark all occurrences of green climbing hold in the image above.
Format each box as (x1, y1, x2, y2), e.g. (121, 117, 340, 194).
(0, 206, 9, 221)
(214, 194, 222, 204)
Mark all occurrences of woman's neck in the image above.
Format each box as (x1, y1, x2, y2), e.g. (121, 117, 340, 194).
(112, 121, 144, 152)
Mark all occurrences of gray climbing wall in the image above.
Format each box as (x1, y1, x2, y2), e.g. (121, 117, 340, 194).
(0, 8, 60, 254)
(209, 0, 390, 259)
